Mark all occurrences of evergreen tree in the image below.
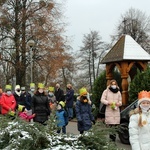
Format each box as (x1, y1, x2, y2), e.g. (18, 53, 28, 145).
(129, 67, 150, 103)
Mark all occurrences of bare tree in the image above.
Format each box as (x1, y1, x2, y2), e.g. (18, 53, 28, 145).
(0, 0, 70, 87)
(79, 30, 104, 91)
(111, 8, 150, 53)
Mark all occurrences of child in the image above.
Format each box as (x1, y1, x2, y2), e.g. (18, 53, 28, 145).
(0, 85, 16, 116)
(129, 90, 150, 150)
(56, 101, 68, 134)
(18, 104, 35, 122)
(76, 88, 95, 134)
(48, 86, 57, 111)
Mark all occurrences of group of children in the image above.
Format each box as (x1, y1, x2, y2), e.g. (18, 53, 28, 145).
(0, 83, 95, 135)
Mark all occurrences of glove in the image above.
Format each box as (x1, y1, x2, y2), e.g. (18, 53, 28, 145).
(92, 120, 95, 125)
(78, 120, 83, 126)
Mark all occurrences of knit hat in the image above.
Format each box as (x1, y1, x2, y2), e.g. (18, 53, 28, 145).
(79, 87, 87, 96)
(30, 83, 35, 88)
(138, 90, 150, 105)
(59, 101, 65, 108)
(5, 85, 12, 91)
(15, 85, 20, 90)
(38, 83, 44, 89)
(49, 86, 54, 92)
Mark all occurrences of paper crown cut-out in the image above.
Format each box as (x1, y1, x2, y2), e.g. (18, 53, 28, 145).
(79, 88, 87, 96)
(138, 90, 150, 99)
(138, 90, 150, 105)
(59, 101, 65, 108)
(49, 86, 54, 92)
(18, 105, 25, 112)
(30, 83, 35, 88)
(5, 85, 12, 90)
(38, 83, 44, 88)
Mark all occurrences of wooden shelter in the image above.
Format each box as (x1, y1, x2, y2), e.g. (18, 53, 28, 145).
(101, 34, 150, 107)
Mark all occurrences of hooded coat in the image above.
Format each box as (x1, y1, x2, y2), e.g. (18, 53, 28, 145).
(0, 93, 16, 115)
(75, 98, 94, 132)
(32, 92, 50, 124)
(129, 112, 150, 150)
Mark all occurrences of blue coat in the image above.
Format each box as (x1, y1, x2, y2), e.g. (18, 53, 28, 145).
(65, 89, 74, 108)
(75, 99, 94, 132)
(56, 109, 68, 127)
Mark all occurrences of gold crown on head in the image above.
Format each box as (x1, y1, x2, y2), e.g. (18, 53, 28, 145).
(138, 90, 150, 105)
(138, 91, 150, 99)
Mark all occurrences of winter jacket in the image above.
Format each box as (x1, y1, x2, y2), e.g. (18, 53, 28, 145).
(56, 109, 68, 127)
(65, 89, 74, 108)
(19, 111, 34, 122)
(32, 92, 50, 124)
(129, 112, 150, 150)
(101, 87, 122, 125)
(13, 92, 26, 106)
(75, 99, 94, 132)
(54, 88, 64, 102)
(0, 93, 16, 115)
(21, 92, 32, 110)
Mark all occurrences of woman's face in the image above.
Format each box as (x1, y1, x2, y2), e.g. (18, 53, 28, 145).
(38, 88, 44, 93)
(140, 101, 150, 106)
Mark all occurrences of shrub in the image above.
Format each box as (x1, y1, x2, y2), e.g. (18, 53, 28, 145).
(129, 67, 150, 103)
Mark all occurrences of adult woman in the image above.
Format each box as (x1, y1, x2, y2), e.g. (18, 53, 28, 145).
(129, 91, 150, 150)
(100, 79, 122, 141)
(65, 84, 74, 120)
(32, 83, 50, 124)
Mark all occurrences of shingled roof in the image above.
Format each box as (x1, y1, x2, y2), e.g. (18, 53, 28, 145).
(101, 34, 150, 63)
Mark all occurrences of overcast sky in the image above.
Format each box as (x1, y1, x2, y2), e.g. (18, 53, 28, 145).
(63, 0, 150, 52)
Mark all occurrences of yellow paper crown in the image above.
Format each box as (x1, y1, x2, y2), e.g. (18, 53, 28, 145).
(79, 88, 87, 96)
(18, 105, 25, 112)
(30, 83, 35, 88)
(38, 83, 44, 89)
(49, 86, 54, 92)
(59, 101, 65, 108)
(5, 85, 12, 90)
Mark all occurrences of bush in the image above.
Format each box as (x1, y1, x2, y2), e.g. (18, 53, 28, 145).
(0, 115, 119, 150)
(129, 67, 150, 103)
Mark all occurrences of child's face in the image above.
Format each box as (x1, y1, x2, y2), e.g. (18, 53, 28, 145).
(140, 101, 150, 106)
(57, 104, 62, 110)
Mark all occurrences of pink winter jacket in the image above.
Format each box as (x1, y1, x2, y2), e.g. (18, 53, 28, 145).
(101, 87, 122, 125)
(18, 112, 35, 122)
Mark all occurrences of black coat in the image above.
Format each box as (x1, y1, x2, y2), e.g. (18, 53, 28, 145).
(66, 89, 74, 108)
(13, 92, 26, 106)
(21, 92, 32, 110)
(32, 92, 50, 124)
(54, 88, 64, 102)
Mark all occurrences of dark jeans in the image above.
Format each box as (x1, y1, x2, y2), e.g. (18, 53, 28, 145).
(57, 126, 66, 134)
(66, 107, 73, 119)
